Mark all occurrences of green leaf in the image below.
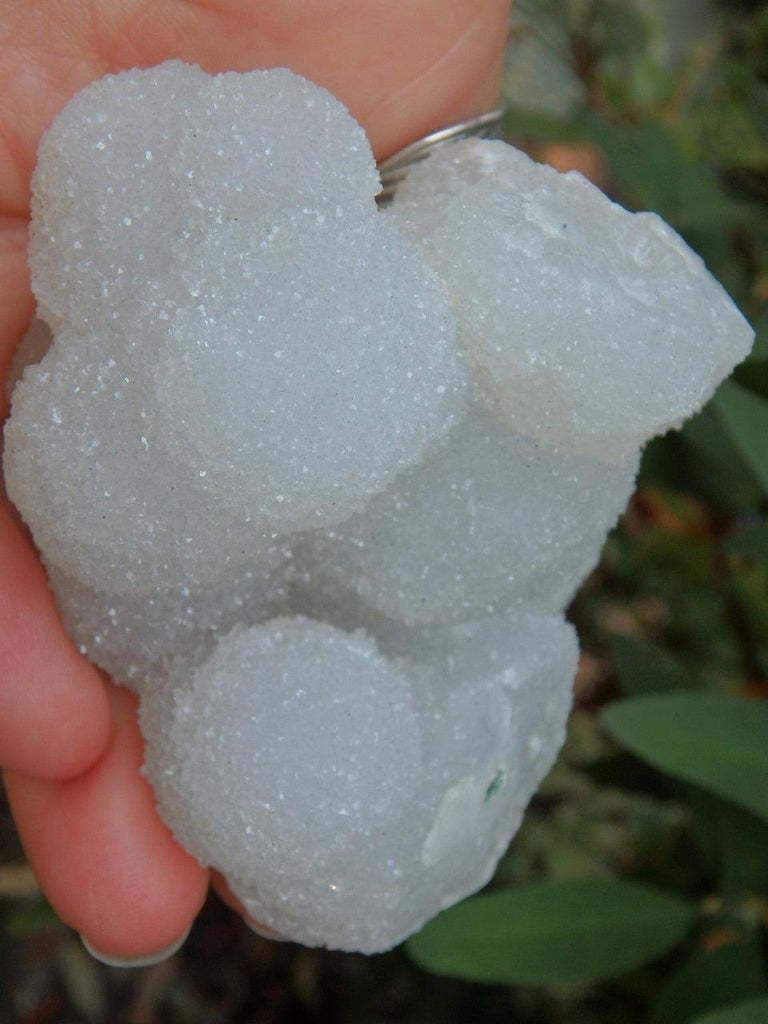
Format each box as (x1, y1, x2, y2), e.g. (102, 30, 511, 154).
(589, 0, 652, 58)
(648, 938, 768, 1024)
(680, 406, 766, 510)
(714, 382, 768, 498)
(602, 695, 768, 824)
(406, 878, 694, 986)
(686, 788, 768, 896)
(691, 996, 768, 1024)
(640, 411, 765, 514)
(610, 634, 691, 697)
(728, 565, 768, 676)
(2, 898, 59, 940)
(733, 364, 768, 405)
(748, 309, 768, 362)
(726, 523, 768, 562)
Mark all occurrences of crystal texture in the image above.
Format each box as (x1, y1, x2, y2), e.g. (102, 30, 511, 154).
(390, 140, 754, 462)
(2, 62, 754, 953)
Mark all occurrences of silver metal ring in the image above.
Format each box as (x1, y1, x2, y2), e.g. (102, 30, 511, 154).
(376, 108, 504, 204)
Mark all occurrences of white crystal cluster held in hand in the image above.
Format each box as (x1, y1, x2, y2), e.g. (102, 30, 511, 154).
(3, 62, 754, 953)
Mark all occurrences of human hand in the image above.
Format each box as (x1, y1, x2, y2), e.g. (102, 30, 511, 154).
(0, 0, 511, 964)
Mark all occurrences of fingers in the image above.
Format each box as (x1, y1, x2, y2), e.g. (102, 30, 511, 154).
(349, 0, 511, 158)
(0, 499, 112, 780)
(4, 684, 209, 961)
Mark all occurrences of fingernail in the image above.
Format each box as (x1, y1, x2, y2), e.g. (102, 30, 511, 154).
(80, 924, 191, 967)
(245, 918, 288, 942)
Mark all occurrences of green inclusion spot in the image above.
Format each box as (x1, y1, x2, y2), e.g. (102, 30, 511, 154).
(484, 769, 504, 803)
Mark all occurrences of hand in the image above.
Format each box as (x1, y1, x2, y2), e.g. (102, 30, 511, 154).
(0, 0, 510, 964)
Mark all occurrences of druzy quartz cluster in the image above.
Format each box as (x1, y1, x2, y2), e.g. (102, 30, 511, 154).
(3, 62, 754, 953)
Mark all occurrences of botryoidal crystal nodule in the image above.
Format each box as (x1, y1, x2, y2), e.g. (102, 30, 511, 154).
(2, 61, 754, 953)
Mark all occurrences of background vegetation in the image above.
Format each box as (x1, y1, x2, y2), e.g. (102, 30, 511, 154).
(2, 0, 767, 1020)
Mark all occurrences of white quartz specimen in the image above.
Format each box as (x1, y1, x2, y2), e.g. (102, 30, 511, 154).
(5, 60, 465, 597)
(390, 140, 755, 462)
(28, 61, 380, 328)
(46, 561, 291, 690)
(300, 400, 640, 626)
(140, 613, 578, 953)
(4, 325, 294, 593)
(154, 214, 463, 529)
(1, 62, 754, 953)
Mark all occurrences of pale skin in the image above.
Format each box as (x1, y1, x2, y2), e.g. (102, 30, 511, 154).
(0, 0, 511, 961)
